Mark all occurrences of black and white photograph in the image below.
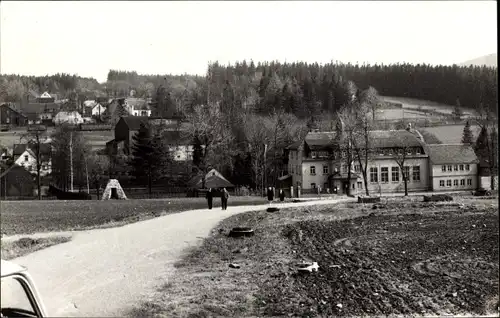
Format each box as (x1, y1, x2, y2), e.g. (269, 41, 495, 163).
(0, 1, 498, 317)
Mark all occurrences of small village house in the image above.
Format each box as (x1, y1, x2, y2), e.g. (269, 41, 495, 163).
(426, 144, 480, 191)
(53, 111, 84, 125)
(91, 103, 107, 117)
(0, 103, 28, 127)
(12, 143, 52, 176)
(0, 164, 36, 198)
(37, 92, 56, 103)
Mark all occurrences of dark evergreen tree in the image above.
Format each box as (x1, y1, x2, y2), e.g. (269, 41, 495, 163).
(462, 120, 473, 144)
(129, 123, 162, 197)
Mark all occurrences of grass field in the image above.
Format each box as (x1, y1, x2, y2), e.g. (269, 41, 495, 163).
(129, 196, 499, 317)
(382, 96, 476, 117)
(421, 124, 481, 144)
(0, 196, 268, 236)
(1, 236, 71, 260)
(0, 128, 113, 150)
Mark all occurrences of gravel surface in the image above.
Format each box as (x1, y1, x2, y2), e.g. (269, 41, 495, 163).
(12, 198, 353, 317)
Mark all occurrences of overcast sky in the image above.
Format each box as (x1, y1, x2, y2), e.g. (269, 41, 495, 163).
(0, 1, 497, 83)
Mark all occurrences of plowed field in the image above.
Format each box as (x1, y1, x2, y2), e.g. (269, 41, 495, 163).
(260, 205, 499, 316)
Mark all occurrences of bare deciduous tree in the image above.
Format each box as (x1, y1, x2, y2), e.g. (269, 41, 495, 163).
(21, 127, 50, 199)
(182, 103, 234, 188)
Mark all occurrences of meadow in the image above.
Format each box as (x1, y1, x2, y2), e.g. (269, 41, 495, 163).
(0, 196, 268, 236)
(421, 124, 481, 144)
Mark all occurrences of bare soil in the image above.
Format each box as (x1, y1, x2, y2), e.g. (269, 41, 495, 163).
(132, 197, 499, 317)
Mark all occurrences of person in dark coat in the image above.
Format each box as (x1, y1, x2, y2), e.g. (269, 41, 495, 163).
(279, 189, 285, 202)
(221, 187, 229, 210)
(267, 187, 274, 205)
(206, 188, 213, 209)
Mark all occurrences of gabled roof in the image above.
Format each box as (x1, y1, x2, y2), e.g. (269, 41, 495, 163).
(39, 92, 52, 98)
(188, 169, 235, 189)
(425, 144, 478, 165)
(121, 116, 149, 131)
(286, 141, 302, 150)
(19, 102, 60, 114)
(305, 131, 337, 148)
(0, 104, 27, 118)
(366, 130, 424, 149)
(13, 143, 51, 156)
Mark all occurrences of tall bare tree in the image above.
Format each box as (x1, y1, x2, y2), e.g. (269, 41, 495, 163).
(21, 127, 50, 199)
(394, 145, 411, 196)
(182, 103, 234, 188)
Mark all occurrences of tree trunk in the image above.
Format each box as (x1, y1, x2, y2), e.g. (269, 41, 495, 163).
(404, 175, 408, 196)
(96, 181, 100, 200)
(148, 170, 152, 199)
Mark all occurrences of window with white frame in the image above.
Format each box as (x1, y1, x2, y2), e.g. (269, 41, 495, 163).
(454, 165, 458, 171)
(357, 182, 363, 189)
(412, 166, 421, 182)
(392, 167, 399, 182)
(460, 179, 465, 186)
(466, 164, 470, 171)
(447, 165, 452, 172)
(370, 167, 378, 183)
(459, 164, 464, 171)
(416, 148, 421, 155)
(310, 166, 316, 175)
(24, 155, 28, 162)
(291, 166, 294, 174)
(447, 179, 452, 187)
(442, 165, 446, 172)
(440, 180, 445, 187)
(467, 179, 472, 185)
(323, 165, 329, 174)
(354, 164, 361, 172)
(453, 179, 458, 186)
(381, 167, 389, 182)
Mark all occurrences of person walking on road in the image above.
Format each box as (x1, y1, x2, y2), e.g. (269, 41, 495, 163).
(279, 189, 285, 202)
(221, 187, 229, 210)
(267, 187, 274, 205)
(206, 188, 213, 209)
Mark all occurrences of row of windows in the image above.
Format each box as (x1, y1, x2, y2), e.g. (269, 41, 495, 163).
(439, 179, 472, 187)
(369, 166, 421, 183)
(441, 164, 470, 172)
(309, 165, 329, 175)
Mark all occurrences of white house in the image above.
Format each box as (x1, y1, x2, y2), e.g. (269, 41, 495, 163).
(83, 100, 97, 108)
(14, 148, 52, 176)
(426, 144, 479, 191)
(91, 103, 107, 117)
(53, 111, 84, 125)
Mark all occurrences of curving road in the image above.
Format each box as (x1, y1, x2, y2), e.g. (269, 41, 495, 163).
(12, 198, 352, 317)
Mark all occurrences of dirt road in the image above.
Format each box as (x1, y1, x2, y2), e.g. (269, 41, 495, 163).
(12, 198, 352, 317)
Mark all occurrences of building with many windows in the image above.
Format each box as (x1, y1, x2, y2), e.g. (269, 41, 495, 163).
(425, 144, 479, 191)
(286, 128, 429, 195)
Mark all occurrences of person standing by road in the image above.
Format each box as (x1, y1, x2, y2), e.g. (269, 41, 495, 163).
(206, 188, 213, 209)
(221, 187, 230, 210)
(267, 187, 274, 205)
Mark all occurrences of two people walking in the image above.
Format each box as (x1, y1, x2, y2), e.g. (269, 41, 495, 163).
(267, 187, 286, 204)
(206, 187, 230, 210)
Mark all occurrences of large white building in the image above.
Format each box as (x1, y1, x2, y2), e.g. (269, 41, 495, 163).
(286, 127, 480, 195)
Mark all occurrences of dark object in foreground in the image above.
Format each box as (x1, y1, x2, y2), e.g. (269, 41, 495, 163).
(267, 207, 280, 213)
(48, 185, 92, 200)
(228, 227, 255, 238)
(358, 196, 381, 203)
(423, 194, 453, 202)
(229, 263, 241, 269)
(472, 188, 492, 197)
